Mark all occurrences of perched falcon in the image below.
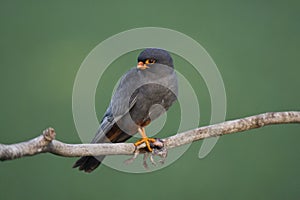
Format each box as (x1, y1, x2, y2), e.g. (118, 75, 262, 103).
(73, 48, 178, 172)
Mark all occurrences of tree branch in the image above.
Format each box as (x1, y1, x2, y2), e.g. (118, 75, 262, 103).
(1, 111, 299, 161)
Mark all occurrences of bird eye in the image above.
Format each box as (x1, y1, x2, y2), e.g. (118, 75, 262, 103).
(145, 59, 156, 64)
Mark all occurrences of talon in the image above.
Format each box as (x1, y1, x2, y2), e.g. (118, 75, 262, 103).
(134, 127, 156, 152)
(134, 137, 156, 152)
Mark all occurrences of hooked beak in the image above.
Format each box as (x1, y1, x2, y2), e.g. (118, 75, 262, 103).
(137, 61, 149, 70)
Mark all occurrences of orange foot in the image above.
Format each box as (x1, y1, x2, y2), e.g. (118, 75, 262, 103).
(134, 137, 156, 152)
(134, 127, 156, 152)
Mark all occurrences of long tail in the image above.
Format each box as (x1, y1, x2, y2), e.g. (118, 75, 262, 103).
(72, 155, 104, 173)
(72, 124, 131, 173)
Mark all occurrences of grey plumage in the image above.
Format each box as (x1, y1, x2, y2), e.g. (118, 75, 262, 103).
(73, 48, 178, 172)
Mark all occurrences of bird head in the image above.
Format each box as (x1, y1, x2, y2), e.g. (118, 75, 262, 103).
(137, 48, 174, 70)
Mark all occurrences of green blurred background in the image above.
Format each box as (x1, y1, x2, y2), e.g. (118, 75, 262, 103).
(1, 0, 299, 199)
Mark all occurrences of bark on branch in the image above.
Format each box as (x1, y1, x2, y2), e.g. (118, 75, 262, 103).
(1, 111, 299, 161)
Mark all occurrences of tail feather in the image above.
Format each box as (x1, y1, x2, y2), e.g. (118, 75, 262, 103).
(72, 156, 105, 173)
(73, 123, 132, 173)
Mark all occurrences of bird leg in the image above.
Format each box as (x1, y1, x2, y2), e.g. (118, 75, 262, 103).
(134, 127, 156, 152)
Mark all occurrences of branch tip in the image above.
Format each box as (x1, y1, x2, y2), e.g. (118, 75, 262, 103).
(42, 127, 56, 142)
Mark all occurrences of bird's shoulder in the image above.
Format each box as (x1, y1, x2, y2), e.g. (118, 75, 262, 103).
(118, 68, 139, 85)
